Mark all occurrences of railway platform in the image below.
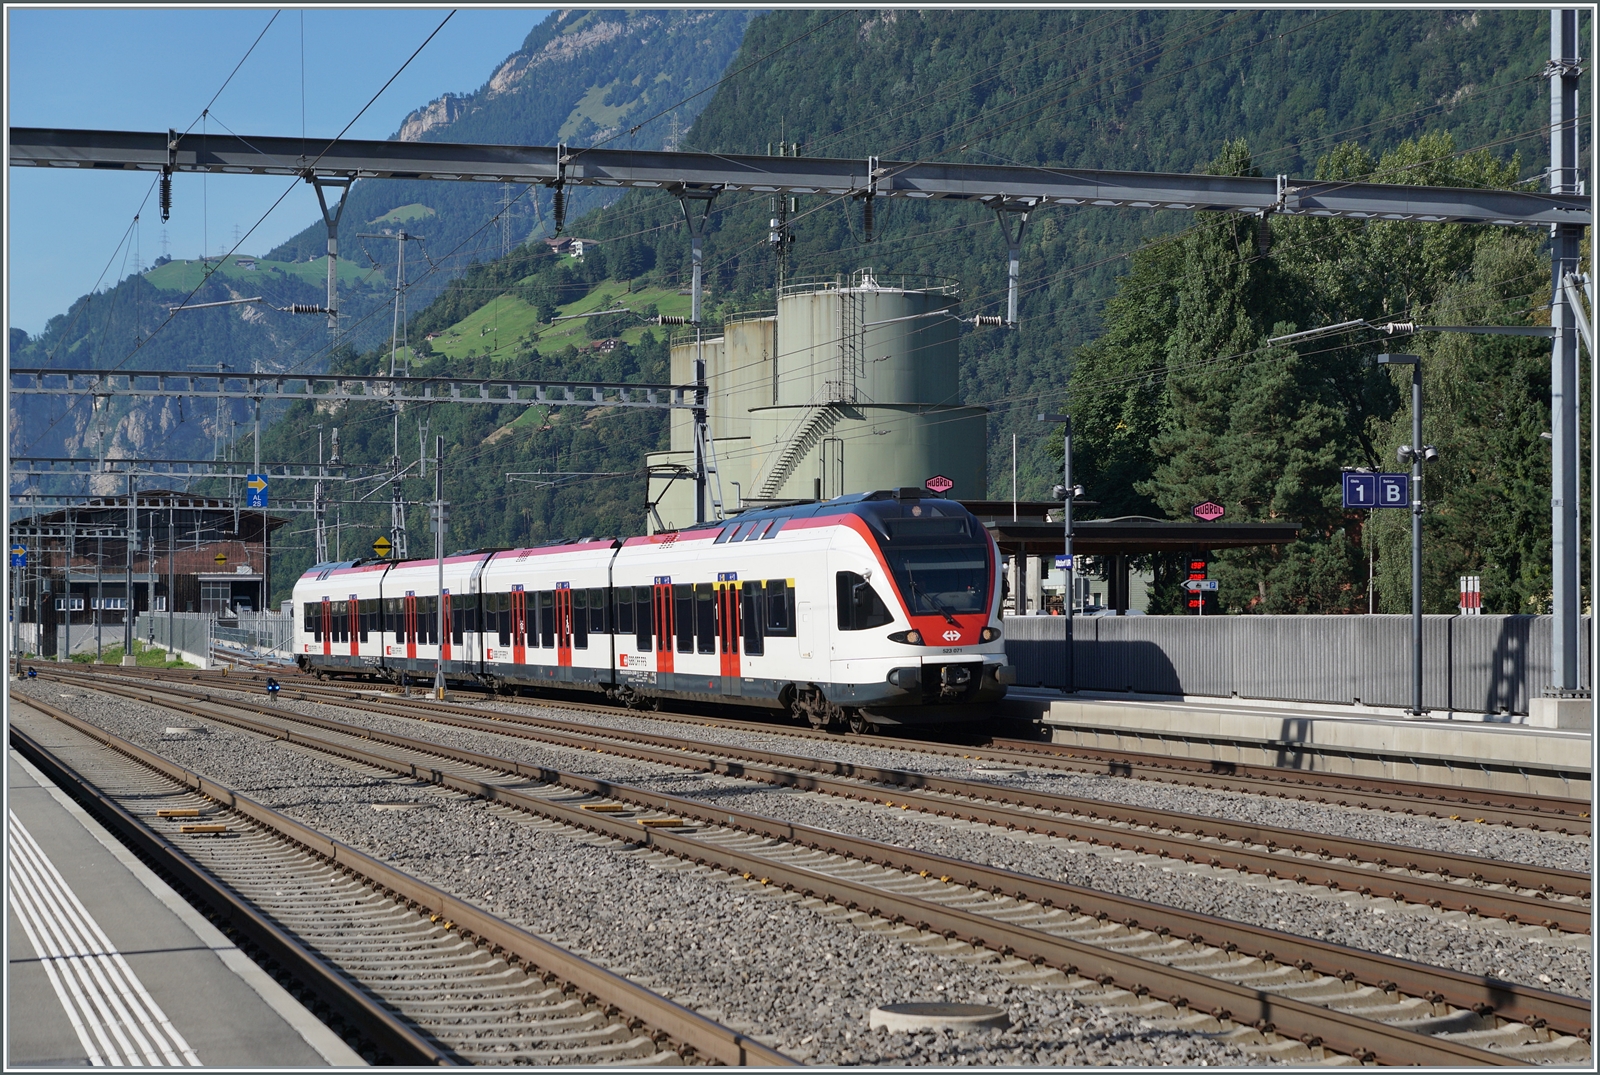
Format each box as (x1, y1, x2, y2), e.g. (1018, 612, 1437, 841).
(1018, 690, 1592, 799)
(5, 738, 363, 1067)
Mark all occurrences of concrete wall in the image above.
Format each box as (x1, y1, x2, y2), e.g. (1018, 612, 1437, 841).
(1004, 613, 1592, 716)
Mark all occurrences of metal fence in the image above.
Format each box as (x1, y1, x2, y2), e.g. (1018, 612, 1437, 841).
(135, 612, 212, 665)
(1003, 614, 1592, 715)
(212, 612, 294, 660)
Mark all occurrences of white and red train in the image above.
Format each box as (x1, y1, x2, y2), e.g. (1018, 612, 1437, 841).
(292, 489, 1014, 730)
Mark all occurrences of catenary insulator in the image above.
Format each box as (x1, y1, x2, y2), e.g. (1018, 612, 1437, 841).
(553, 186, 566, 233)
(159, 170, 173, 223)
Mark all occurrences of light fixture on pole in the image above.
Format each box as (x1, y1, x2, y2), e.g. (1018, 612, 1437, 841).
(432, 435, 447, 701)
(1038, 413, 1076, 693)
(1378, 354, 1437, 717)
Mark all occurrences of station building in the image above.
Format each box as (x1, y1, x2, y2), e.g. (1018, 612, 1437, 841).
(8, 489, 287, 659)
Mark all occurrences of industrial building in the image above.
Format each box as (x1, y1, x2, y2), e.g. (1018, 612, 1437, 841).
(647, 271, 988, 528)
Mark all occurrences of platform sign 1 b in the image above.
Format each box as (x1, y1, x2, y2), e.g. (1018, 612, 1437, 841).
(9, 544, 25, 567)
(1342, 471, 1409, 509)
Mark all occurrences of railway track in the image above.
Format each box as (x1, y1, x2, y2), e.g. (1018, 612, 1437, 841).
(8, 696, 793, 1067)
(55, 663, 1587, 836)
(25, 675, 1592, 1065)
(37, 668, 1590, 935)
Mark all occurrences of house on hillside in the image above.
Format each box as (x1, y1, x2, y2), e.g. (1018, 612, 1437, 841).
(542, 236, 600, 259)
(235, 258, 257, 270)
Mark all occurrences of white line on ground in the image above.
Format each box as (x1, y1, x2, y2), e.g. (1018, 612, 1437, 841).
(8, 810, 202, 1066)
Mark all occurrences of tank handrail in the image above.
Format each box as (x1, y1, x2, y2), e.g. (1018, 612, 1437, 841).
(779, 273, 959, 298)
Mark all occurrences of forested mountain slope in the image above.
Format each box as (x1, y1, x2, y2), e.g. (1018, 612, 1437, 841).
(9, 9, 749, 472)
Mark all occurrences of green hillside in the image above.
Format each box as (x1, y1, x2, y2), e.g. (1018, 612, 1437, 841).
(142, 255, 381, 293)
(424, 282, 692, 362)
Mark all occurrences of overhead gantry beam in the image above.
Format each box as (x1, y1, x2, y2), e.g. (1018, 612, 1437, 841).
(7, 368, 691, 410)
(8, 127, 1589, 227)
(8, 457, 393, 480)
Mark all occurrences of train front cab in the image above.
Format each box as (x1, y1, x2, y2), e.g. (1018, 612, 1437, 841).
(818, 493, 1012, 725)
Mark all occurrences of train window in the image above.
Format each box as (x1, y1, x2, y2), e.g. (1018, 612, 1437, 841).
(303, 604, 315, 634)
(539, 591, 556, 649)
(674, 584, 694, 653)
(482, 592, 505, 645)
(764, 580, 796, 636)
(637, 589, 654, 651)
(837, 572, 894, 631)
(356, 599, 369, 642)
(588, 588, 607, 635)
(523, 594, 538, 648)
(614, 587, 634, 635)
(314, 603, 325, 642)
(760, 519, 784, 539)
(740, 581, 765, 656)
(746, 520, 771, 540)
(713, 526, 734, 545)
(450, 594, 475, 646)
(332, 600, 347, 643)
(390, 598, 406, 644)
(695, 583, 716, 654)
(572, 589, 588, 649)
(413, 596, 430, 646)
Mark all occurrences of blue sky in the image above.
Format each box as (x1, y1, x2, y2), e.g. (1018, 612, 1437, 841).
(7, 6, 553, 336)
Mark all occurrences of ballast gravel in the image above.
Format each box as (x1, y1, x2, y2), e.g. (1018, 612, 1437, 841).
(486, 698, 1591, 873)
(18, 685, 1265, 1067)
(23, 679, 1592, 1003)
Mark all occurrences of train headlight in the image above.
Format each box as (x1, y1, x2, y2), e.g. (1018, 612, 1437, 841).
(980, 626, 1002, 642)
(888, 629, 923, 645)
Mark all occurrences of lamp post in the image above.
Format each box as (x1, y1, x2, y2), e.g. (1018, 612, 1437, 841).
(1378, 353, 1437, 717)
(433, 435, 447, 701)
(1038, 413, 1079, 692)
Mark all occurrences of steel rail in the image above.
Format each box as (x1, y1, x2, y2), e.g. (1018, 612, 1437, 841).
(36, 680, 1569, 1065)
(11, 696, 796, 1067)
(293, 685, 1591, 922)
(983, 738, 1591, 832)
(233, 666, 1597, 829)
(7, 715, 453, 1065)
(35, 676, 1591, 1049)
(52, 670, 1584, 929)
(41, 667, 1590, 926)
(47, 665, 1589, 833)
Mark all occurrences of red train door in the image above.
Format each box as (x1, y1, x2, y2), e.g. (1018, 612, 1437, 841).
(511, 586, 527, 664)
(440, 591, 452, 663)
(653, 577, 674, 674)
(555, 585, 573, 668)
(717, 575, 740, 682)
(320, 598, 331, 656)
(405, 592, 418, 660)
(348, 595, 359, 656)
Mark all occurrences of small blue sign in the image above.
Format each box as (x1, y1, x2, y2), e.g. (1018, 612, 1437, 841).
(1376, 472, 1409, 507)
(1343, 471, 1409, 509)
(1341, 472, 1377, 508)
(9, 543, 26, 567)
(245, 473, 269, 508)
(1055, 555, 1073, 569)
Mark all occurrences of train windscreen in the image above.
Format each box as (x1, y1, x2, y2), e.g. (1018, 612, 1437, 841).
(877, 516, 990, 616)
